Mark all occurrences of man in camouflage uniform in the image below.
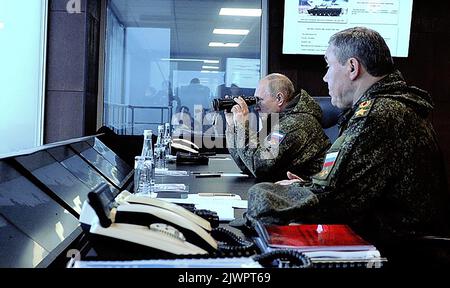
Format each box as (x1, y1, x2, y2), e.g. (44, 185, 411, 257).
(246, 28, 449, 264)
(225, 73, 330, 182)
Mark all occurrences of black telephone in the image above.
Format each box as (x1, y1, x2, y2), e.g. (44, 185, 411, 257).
(79, 190, 255, 260)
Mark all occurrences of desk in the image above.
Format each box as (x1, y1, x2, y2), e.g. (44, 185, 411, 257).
(154, 154, 256, 200)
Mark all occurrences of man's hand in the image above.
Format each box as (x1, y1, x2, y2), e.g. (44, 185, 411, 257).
(275, 171, 305, 186)
(231, 96, 249, 126)
(225, 112, 234, 128)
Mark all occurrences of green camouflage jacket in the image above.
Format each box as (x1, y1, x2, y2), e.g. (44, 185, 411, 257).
(247, 71, 449, 246)
(226, 90, 330, 181)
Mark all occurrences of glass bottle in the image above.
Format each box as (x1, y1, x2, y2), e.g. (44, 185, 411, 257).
(154, 125, 166, 170)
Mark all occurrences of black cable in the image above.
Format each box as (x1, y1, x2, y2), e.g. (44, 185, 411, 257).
(211, 227, 258, 257)
(253, 250, 312, 268)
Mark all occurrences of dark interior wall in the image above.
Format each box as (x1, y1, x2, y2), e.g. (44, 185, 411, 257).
(268, 0, 450, 184)
(45, 0, 101, 143)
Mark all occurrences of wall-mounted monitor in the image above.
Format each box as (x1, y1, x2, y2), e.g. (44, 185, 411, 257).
(226, 58, 261, 89)
(283, 0, 414, 57)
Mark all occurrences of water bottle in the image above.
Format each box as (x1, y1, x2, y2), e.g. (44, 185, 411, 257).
(141, 129, 154, 158)
(134, 155, 155, 195)
(163, 122, 172, 156)
(154, 125, 167, 170)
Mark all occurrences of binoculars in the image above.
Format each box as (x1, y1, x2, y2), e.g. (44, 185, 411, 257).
(212, 96, 259, 112)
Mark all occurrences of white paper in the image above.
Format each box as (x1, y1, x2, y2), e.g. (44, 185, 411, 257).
(157, 194, 247, 221)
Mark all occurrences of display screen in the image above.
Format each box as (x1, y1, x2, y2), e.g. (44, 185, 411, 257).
(0, 161, 80, 254)
(70, 141, 128, 188)
(0, 214, 48, 268)
(46, 146, 119, 198)
(14, 151, 91, 215)
(283, 0, 414, 57)
(89, 138, 132, 176)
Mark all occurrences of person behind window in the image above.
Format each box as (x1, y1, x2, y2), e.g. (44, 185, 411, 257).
(225, 73, 330, 182)
(245, 27, 450, 265)
(229, 83, 242, 97)
(179, 78, 211, 118)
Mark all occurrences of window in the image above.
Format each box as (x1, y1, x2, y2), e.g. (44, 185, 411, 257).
(0, 0, 47, 156)
(102, 0, 264, 136)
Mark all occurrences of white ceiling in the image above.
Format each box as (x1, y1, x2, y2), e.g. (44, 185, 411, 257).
(110, 0, 262, 59)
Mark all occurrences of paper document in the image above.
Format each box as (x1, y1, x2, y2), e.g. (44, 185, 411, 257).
(71, 257, 261, 268)
(158, 194, 247, 221)
(153, 183, 188, 192)
(155, 169, 189, 176)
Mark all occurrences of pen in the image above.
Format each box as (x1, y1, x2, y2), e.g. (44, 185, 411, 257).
(198, 193, 236, 197)
(195, 174, 221, 178)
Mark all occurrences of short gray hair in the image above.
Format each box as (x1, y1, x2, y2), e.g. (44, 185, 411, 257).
(329, 27, 394, 77)
(263, 73, 295, 101)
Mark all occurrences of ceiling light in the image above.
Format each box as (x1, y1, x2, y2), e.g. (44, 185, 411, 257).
(202, 66, 219, 70)
(0, 21, 4, 29)
(203, 60, 220, 64)
(213, 29, 249, 35)
(209, 42, 240, 48)
(219, 8, 262, 17)
(201, 70, 220, 74)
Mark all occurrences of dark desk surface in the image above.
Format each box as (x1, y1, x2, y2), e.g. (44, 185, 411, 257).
(154, 154, 256, 200)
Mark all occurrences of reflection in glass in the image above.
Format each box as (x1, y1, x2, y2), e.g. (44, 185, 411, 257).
(103, 0, 262, 137)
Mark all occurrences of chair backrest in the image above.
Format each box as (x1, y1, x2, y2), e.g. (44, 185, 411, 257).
(312, 96, 342, 143)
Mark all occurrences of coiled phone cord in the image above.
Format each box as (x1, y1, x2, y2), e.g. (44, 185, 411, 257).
(253, 249, 312, 268)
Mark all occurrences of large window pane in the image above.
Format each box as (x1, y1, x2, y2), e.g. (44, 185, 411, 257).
(103, 0, 262, 136)
(0, 0, 47, 155)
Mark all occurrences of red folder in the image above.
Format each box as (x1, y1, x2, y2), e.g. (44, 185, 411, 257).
(257, 223, 375, 252)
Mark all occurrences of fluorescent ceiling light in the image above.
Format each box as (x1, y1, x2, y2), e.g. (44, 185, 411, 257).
(219, 8, 262, 17)
(160, 58, 219, 63)
(209, 42, 240, 48)
(202, 66, 219, 70)
(201, 70, 219, 74)
(213, 28, 249, 35)
(0, 21, 4, 29)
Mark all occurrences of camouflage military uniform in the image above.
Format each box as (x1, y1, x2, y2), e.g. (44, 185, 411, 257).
(247, 71, 449, 247)
(226, 90, 330, 181)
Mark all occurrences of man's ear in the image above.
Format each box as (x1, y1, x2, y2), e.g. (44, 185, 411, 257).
(276, 92, 285, 106)
(348, 58, 360, 80)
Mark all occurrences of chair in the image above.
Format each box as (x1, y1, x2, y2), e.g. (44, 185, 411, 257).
(312, 96, 342, 143)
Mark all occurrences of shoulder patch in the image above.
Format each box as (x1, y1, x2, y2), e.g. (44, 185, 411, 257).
(354, 100, 374, 119)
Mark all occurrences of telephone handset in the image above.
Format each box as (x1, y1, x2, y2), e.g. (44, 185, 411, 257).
(121, 192, 212, 231)
(171, 138, 199, 154)
(112, 203, 218, 253)
(80, 192, 215, 257)
(80, 191, 256, 259)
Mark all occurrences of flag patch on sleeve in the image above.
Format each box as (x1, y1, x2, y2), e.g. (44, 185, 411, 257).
(316, 151, 339, 179)
(268, 132, 285, 146)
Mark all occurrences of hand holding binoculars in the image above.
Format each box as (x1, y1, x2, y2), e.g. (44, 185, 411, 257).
(211, 96, 258, 112)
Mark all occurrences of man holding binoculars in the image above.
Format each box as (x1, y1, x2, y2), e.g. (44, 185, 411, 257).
(224, 73, 330, 181)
